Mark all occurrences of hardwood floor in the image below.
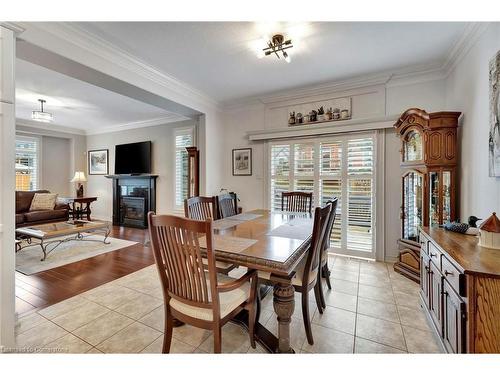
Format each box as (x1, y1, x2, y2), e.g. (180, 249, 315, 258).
(15, 226, 155, 316)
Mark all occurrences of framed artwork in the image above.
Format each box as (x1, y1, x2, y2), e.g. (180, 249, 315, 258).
(88, 149, 109, 175)
(489, 50, 500, 176)
(232, 148, 252, 176)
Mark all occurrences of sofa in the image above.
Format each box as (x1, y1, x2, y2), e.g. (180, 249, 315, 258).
(16, 190, 70, 228)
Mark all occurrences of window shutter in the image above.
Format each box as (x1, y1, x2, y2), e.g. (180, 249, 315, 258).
(347, 138, 374, 252)
(15, 137, 39, 191)
(270, 144, 290, 210)
(175, 130, 193, 208)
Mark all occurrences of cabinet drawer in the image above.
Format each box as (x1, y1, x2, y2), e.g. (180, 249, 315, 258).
(428, 241, 442, 268)
(441, 256, 466, 297)
(420, 236, 429, 255)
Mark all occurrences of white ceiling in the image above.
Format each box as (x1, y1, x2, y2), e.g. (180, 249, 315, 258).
(15, 59, 180, 132)
(15, 22, 470, 131)
(75, 22, 469, 104)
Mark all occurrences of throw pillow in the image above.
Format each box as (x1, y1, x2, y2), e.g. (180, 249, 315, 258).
(29, 193, 58, 211)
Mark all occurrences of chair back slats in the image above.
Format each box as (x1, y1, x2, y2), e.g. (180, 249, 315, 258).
(322, 198, 339, 251)
(148, 213, 218, 308)
(281, 191, 313, 213)
(302, 204, 331, 286)
(218, 193, 238, 218)
(184, 196, 218, 220)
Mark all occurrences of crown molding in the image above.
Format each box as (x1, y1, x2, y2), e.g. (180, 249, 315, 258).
(15, 22, 220, 113)
(12, 22, 488, 115)
(0, 22, 25, 35)
(85, 114, 190, 135)
(16, 118, 86, 135)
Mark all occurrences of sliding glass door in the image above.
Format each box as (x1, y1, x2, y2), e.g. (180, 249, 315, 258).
(269, 132, 376, 259)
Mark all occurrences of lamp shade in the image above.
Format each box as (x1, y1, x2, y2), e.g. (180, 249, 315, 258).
(71, 171, 87, 183)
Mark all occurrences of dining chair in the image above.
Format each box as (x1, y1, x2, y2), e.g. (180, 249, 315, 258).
(317, 198, 339, 310)
(148, 212, 258, 353)
(218, 192, 238, 218)
(184, 196, 236, 275)
(184, 196, 219, 220)
(258, 204, 331, 345)
(281, 191, 313, 213)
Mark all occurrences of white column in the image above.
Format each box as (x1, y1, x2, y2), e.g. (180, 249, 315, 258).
(0, 25, 16, 348)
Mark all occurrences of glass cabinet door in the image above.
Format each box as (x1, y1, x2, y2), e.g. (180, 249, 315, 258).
(429, 171, 440, 226)
(402, 172, 423, 241)
(442, 171, 451, 224)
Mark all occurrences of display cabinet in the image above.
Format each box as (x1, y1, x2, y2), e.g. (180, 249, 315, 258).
(393, 108, 461, 282)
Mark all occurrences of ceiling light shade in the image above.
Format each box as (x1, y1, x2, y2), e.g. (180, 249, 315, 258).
(32, 99, 54, 123)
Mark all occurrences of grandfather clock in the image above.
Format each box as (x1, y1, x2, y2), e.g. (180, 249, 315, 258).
(186, 146, 199, 198)
(393, 108, 461, 282)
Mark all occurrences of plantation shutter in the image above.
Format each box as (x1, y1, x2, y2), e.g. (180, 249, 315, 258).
(347, 138, 374, 252)
(270, 144, 290, 210)
(175, 129, 193, 208)
(319, 141, 342, 248)
(268, 133, 375, 255)
(15, 136, 39, 191)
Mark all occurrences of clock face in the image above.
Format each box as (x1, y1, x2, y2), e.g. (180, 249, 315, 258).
(404, 130, 422, 162)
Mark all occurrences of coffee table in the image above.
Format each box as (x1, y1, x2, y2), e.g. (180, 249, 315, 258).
(16, 220, 111, 261)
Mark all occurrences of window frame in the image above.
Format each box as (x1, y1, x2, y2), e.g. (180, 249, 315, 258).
(267, 131, 378, 259)
(15, 134, 42, 191)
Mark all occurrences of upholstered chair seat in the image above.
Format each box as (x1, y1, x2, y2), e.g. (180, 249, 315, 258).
(170, 275, 250, 321)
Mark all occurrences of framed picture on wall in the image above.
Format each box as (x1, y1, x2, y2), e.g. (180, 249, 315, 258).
(232, 148, 252, 176)
(88, 149, 109, 175)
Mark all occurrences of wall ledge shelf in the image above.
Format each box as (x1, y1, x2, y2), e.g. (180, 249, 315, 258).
(247, 114, 399, 141)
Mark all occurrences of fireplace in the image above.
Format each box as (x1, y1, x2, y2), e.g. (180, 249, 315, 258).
(106, 174, 158, 229)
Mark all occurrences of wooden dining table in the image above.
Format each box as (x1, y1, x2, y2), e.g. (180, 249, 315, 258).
(207, 209, 314, 353)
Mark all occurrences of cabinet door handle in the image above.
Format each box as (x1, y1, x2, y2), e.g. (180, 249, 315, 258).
(444, 270, 453, 276)
(430, 253, 436, 258)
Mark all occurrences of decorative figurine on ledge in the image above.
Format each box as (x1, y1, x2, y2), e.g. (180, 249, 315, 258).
(288, 111, 296, 125)
(309, 109, 318, 122)
(296, 112, 303, 124)
(332, 108, 340, 120)
(444, 215, 481, 235)
(326, 107, 333, 120)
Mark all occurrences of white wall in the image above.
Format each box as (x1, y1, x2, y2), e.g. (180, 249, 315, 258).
(85, 119, 198, 220)
(220, 79, 448, 261)
(445, 23, 500, 220)
(40, 136, 71, 195)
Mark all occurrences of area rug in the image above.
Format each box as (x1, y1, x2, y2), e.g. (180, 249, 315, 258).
(16, 235, 138, 275)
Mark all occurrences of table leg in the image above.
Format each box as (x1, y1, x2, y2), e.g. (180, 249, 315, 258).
(86, 202, 91, 221)
(273, 280, 295, 353)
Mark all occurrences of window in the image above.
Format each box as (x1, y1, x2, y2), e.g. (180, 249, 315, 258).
(15, 136, 40, 191)
(269, 134, 375, 256)
(174, 128, 194, 209)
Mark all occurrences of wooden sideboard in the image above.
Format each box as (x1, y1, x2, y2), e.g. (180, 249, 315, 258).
(419, 227, 500, 353)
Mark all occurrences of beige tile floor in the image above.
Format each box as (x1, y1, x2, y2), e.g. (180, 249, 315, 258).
(13, 256, 443, 354)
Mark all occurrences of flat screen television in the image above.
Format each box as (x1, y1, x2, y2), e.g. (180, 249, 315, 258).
(114, 141, 152, 175)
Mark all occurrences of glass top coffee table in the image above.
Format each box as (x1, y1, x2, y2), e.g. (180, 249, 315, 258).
(16, 220, 111, 261)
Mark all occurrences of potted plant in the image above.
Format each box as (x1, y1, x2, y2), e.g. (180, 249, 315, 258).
(317, 106, 325, 121)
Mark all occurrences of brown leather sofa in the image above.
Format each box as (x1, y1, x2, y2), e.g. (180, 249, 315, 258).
(16, 190, 70, 228)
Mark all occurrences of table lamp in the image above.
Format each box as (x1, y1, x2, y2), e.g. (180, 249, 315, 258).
(71, 171, 87, 197)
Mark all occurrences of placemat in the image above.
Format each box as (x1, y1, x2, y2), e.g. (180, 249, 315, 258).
(267, 224, 312, 240)
(198, 235, 258, 253)
(229, 213, 263, 221)
(212, 219, 240, 231)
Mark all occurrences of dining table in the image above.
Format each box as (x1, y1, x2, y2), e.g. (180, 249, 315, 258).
(205, 209, 314, 353)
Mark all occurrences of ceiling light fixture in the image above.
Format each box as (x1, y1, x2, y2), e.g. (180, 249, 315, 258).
(31, 99, 53, 123)
(261, 34, 293, 63)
